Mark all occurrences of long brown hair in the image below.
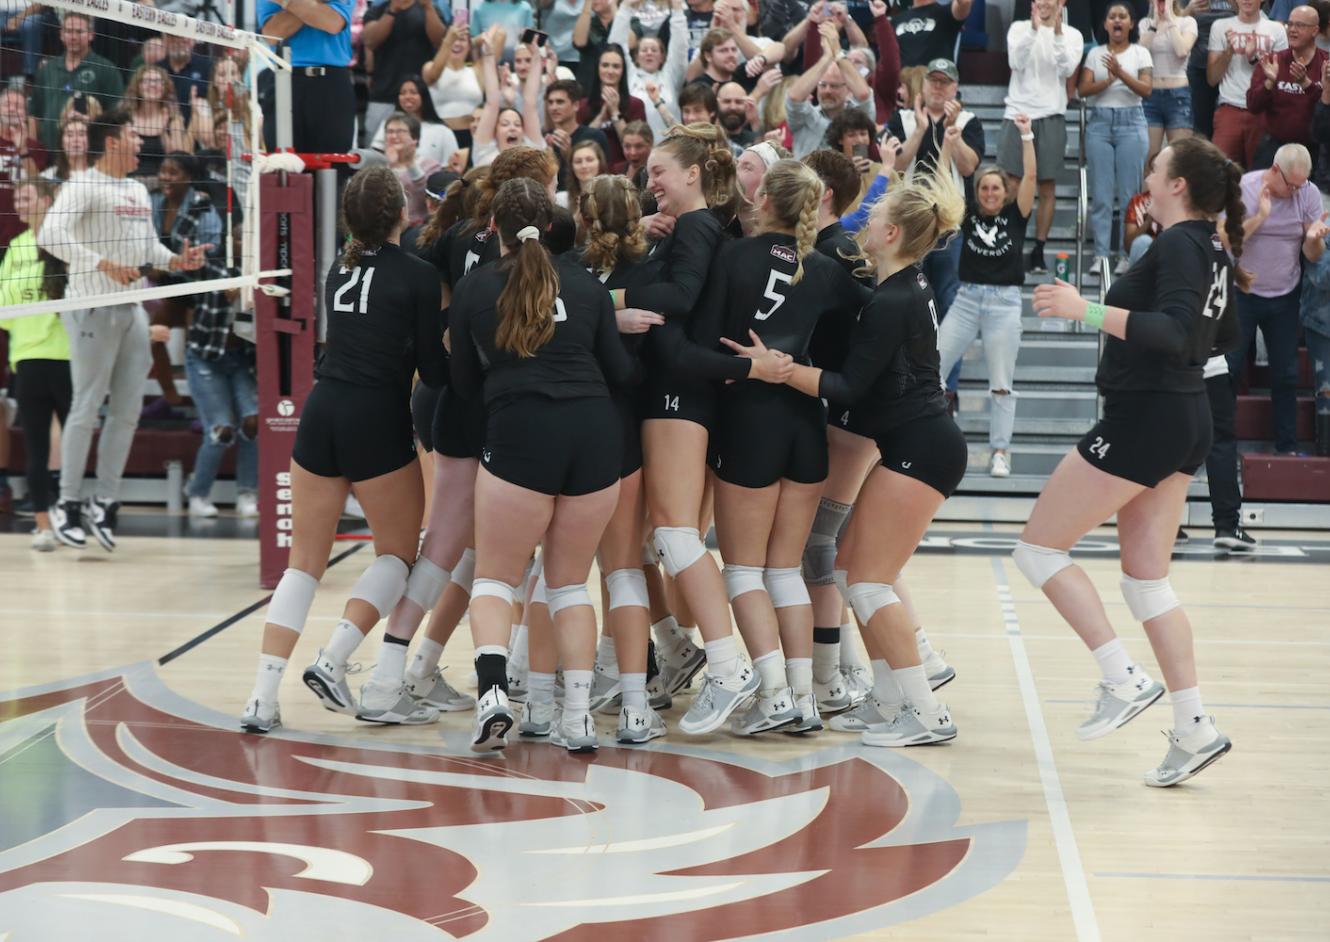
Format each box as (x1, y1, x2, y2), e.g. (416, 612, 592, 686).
(1164, 136, 1252, 292)
(340, 166, 404, 269)
(494, 178, 559, 358)
(579, 174, 647, 274)
(565, 139, 609, 223)
(467, 145, 557, 235)
(19, 177, 66, 300)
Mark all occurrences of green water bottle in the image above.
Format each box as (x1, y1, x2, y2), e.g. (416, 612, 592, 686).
(1054, 252, 1070, 282)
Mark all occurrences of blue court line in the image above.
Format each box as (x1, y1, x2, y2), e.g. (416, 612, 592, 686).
(1046, 700, 1330, 711)
(1096, 872, 1330, 884)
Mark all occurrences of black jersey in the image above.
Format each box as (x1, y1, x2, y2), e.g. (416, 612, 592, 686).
(1097, 220, 1239, 395)
(428, 219, 500, 289)
(448, 252, 641, 408)
(958, 201, 1029, 287)
(818, 264, 949, 436)
(316, 243, 446, 391)
(809, 222, 874, 371)
(582, 252, 652, 359)
(622, 209, 725, 317)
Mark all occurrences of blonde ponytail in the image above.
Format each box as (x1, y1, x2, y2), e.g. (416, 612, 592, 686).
(756, 159, 825, 284)
(870, 165, 965, 265)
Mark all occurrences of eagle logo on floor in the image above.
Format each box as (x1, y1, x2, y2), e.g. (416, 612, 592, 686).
(0, 666, 1025, 940)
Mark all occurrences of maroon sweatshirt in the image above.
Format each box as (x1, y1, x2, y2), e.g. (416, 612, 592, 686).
(1246, 46, 1327, 146)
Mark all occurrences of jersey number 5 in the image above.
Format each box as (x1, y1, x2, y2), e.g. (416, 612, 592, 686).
(1202, 262, 1227, 320)
(755, 270, 793, 321)
(333, 267, 377, 315)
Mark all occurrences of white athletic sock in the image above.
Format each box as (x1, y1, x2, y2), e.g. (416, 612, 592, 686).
(253, 654, 286, 703)
(839, 622, 866, 670)
(528, 671, 556, 705)
(753, 650, 786, 696)
(703, 636, 740, 677)
(406, 638, 444, 682)
(915, 627, 936, 659)
(370, 639, 408, 687)
(871, 658, 903, 709)
(1091, 638, 1134, 685)
(813, 633, 840, 683)
(786, 657, 813, 697)
(324, 618, 365, 667)
(595, 634, 618, 673)
(651, 615, 686, 654)
(895, 664, 939, 712)
(620, 672, 647, 710)
(564, 669, 594, 713)
(1169, 687, 1204, 731)
(508, 624, 529, 665)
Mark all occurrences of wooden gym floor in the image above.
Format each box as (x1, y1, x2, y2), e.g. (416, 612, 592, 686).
(1, 516, 1327, 941)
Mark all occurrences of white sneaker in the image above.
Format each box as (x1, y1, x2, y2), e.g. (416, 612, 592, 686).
(550, 709, 599, 753)
(1113, 256, 1130, 276)
(83, 497, 118, 552)
(840, 663, 873, 706)
(861, 701, 957, 747)
(782, 693, 824, 735)
(828, 695, 897, 732)
(235, 492, 260, 518)
(471, 685, 514, 753)
(240, 697, 281, 734)
(1144, 716, 1232, 787)
(519, 698, 556, 738)
(189, 495, 220, 518)
(588, 664, 622, 714)
(989, 452, 1011, 478)
(618, 703, 667, 743)
(923, 649, 957, 690)
(659, 637, 707, 695)
(730, 686, 801, 736)
(646, 674, 673, 710)
(407, 668, 475, 711)
(677, 665, 760, 735)
(301, 650, 356, 714)
(356, 679, 440, 725)
(31, 528, 57, 552)
(50, 500, 87, 549)
(506, 659, 529, 703)
(1078, 665, 1165, 741)
(813, 673, 853, 714)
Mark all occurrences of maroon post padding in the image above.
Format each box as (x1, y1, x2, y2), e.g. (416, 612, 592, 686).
(256, 173, 316, 588)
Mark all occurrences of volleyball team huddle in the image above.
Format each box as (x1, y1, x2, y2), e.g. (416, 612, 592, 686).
(240, 121, 1242, 789)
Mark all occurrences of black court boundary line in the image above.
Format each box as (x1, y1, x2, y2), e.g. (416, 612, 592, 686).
(158, 542, 366, 666)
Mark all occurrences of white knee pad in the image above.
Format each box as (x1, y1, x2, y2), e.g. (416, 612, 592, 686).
(652, 526, 707, 578)
(470, 578, 517, 606)
(1012, 540, 1073, 589)
(546, 583, 593, 616)
(531, 571, 548, 606)
(403, 558, 450, 612)
(450, 548, 476, 593)
(350, 554, 410, 618)
(606, 568, 650, 610)
(267, 568, 319, 632)
(1120, 575, 1180, 623)
(832, 569, 849, 602)
(722, 563, 766, 601)
(846, 581, 901, 624)
(764, 567, 811, 608)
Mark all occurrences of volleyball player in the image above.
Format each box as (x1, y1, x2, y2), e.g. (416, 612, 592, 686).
(703, 160, 873, 735)
(727, 166, 968, 747)
(1023, 137, 1240, 786)
(241, 167, 445, 733)
(447, 177, 641, 753)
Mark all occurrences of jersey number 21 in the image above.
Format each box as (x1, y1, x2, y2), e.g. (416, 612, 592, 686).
(333, 267, 377, 314)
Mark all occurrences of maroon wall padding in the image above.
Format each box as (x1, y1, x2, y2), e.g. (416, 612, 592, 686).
(1241, 454, 1330, 502)
(4, 427, 236, 477)
(1234, 396, 1315, 442)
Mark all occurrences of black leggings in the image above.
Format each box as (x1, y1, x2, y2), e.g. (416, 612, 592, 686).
(15, 359, 72, 513)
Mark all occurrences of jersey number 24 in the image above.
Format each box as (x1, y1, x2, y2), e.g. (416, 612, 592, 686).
(1201, 262, 1227, 320)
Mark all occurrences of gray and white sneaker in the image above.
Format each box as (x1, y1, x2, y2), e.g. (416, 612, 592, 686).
(677, 665, 760, 735)
(1078, 665, 1165, 741)
(407, 668, 475, 711)
(862, 701, 957, 747)
(589, 664, 623, 714)
(506, 660, 529, 703)
(646, 674, 672, 711)
(731, 687, 801, 736)
(240, 697, 281, 734)
(618, 704, 667, 744)
(550, 710, 599, 753)
(357, 680, 440, 724)
(840, 663, 873, 706)
(1144, 717, 1232, 787)
(783, 693, 824, 735)
(51, 499, 87, 549)
(923, 649, 957, 690)
(828, 695, 896, 732)
(471, 685, 514, 753)
(813, 673, 853, 715)
(302, 651, 356, 714)
(519, 698, 556, 737)
(660, 639, 707, 696)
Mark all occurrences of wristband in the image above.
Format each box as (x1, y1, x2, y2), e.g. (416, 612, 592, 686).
(1084, 302, 1107, 329)
(1020, 132, 1034, 141)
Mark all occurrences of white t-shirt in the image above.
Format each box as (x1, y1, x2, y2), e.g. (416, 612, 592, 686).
(1084, 44, 1154, 108)
(428, 64, 485, 121)
(1207, 16, 1289, 108)
(1137, 16, 1198, 80)
(370, 121, 460, 168)
(472, 135, 543, 168)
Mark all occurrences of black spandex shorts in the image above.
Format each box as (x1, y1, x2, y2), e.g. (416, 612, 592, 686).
(482, 395, 622, 496)
(873, 411, 969, 498)
(432, 385, 487, 460)
(613, 389, 644, 478)
(711, 384, 828, 488)
(293, 378, 418, 482)
(1077, 389, 1211, 487)
(640, 369, 717, 430)
(411, 381, 443, 452)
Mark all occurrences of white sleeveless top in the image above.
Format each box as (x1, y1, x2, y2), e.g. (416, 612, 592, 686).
(429, 65, 484, 121)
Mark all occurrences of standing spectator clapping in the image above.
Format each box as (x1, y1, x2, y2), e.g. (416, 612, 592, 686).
(785, 20, 874, 158)
(1205, 0, 1287, 167)
(1247, 5, 1326, 169)
(361, 0, 448, 142)
(1139, 0, 1198, 168)
(612, 0, 689, 135)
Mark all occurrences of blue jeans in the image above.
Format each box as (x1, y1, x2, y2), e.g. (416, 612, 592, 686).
(936, 283, 1024, 450)
(1127, 233, 1153, 268)
(1141, 85, 1193, 131)
(924, 235, 963, 391)
(1307, 326, 1330, 417)
(1085, 106, 1149, 258)
(2, 11, 50, 77)
(1226, 290, 1302, 452)
(184, 347, 258, 498)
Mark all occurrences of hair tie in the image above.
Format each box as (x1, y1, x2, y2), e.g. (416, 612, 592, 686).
(516, 226, 540, 243)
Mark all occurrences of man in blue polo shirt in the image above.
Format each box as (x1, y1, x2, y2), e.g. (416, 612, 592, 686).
(258, 0, 355, 153)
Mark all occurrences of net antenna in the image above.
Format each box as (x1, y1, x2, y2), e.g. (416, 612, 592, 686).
(0, 0, 291, 321)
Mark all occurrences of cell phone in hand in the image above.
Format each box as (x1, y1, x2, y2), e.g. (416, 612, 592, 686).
(521, 28, 549, 47)
(454, 7, 468, 27)
(852, 143, 869, 160)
